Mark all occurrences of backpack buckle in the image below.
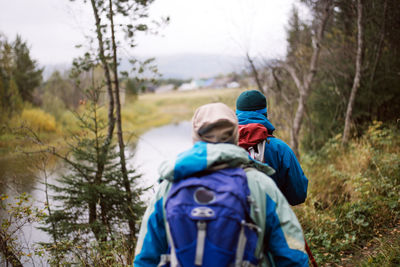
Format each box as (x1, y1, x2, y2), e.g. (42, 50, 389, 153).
(191, 207, 215, 219)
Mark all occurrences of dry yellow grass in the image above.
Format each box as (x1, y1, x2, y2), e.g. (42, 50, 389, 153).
(2, 88, 249, 154)
(122, 88, 246, 140)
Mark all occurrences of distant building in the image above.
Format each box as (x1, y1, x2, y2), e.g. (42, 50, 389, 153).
(210, 77, 232, 89)
(178, 80, 198, 91)
(196, 78, 215, 88)
(176, 75, 241, 91)
(227, 81, 240, 88)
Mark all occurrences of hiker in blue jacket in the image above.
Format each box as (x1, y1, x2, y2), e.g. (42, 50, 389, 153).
(134, 102, 309, 266)
(236, 90, 308, 206)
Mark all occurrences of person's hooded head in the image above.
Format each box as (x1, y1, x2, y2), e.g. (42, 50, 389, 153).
(192, 102, 238, 145)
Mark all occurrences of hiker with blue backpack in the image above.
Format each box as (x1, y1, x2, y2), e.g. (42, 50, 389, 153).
(235, 90, 308, 206)
(134, 102, 309, 266)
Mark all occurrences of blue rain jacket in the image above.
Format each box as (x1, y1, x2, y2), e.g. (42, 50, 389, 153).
(134, 142, 308, 266)
(236, 110, 308, 206)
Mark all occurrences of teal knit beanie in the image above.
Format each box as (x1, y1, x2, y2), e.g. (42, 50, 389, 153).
(236, 90, 267, 113)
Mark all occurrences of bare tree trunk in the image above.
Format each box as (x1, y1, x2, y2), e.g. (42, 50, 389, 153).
(343, 0, 364, 144)
(89, 0, 116, 239)
(246, 53, 264, 93)
(108, 0, 136, 262)
(291, 94, 306, 155)
(283, 0, 333, 157)
(90, 0, 115, 148)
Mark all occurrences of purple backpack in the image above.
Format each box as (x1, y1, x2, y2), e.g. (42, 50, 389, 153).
(162, 168, 260, 267)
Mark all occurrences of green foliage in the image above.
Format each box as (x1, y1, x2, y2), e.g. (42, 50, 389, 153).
(286, 6, 312, 68)
(41, 70, 83, 116)
(272, 0, 400, 152)
(12, 35, 43, 103)
(0, 193, 46, 266)
(358, 232, 400, 266)
(41, 234, 136, 266)
(298, 122, 400, 265)
(0, 34, 42, 120)
(125, 77, 147, 95)
(40, 94, 147, 265)
(7, 78, 24, 115)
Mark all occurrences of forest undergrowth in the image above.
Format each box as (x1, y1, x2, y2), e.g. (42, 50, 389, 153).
(297, 121, 400, 266)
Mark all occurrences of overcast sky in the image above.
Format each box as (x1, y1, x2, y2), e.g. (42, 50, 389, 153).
(0, 0, 306, 67)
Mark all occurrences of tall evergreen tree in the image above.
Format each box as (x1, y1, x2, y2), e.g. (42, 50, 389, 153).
(0, 35, 42, 118)
(73, 1, 164, 260)
(0, 38, 24, 118)
(0, 39, 14, 117)
(12, 35, 43, 103)
(8, 78, 23, 114)
(41, 79, 147, 265)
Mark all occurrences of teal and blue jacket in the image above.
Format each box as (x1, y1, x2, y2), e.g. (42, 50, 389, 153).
(134, 142, 308, 266)
(236, 110, 308, 206)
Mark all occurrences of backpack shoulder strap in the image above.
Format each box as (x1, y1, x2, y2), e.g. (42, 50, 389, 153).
(248, 132, 275, 163)
(248, 139, 266, 162)
(160, 221, 179, 267)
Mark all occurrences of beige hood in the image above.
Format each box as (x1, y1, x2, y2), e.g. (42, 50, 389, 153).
(192, 102, 238, 145)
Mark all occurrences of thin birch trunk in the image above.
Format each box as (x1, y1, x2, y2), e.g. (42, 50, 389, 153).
(343, 0, 364, 144)
(108, 0, 136, 262)
(89, 0, 116, 240)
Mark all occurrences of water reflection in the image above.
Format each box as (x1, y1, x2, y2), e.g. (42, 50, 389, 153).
(131, 121, 192, 199)
(0, 155, 39, 196)
(0, 121, 193, 265)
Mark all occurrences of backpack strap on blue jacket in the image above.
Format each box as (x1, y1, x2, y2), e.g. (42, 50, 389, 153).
(235, 221, 247, 266)
(248, 140, 266, 162)
(165, 221, 179, 267)
(235, 219, 262, 266)
(157, 254, 170, 267)
(195, 221, 207, 265)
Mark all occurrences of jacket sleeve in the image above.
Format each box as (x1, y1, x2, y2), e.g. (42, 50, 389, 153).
(281, 146, 308, 205)
(265, 139, 308, 206)
(134, 183, 169, 267)
(264, 191, 309, 266)
(246, 169, 309, 267)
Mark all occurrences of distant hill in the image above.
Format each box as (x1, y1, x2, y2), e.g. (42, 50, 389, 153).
(121, 53, 246, 79)
(154, 53, 245, 79)
(42, 53, 246, 81)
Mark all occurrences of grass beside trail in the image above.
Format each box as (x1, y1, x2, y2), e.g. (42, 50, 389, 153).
(297, 122, 400, 266)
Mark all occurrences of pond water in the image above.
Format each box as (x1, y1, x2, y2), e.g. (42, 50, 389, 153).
(0, 121, 193, 265)
(132, 121, 192, 196)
